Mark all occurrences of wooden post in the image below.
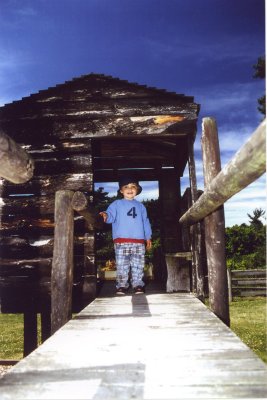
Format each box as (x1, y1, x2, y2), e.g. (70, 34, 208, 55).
(24, 311, 38, 357)
(227, 269, 233, 303)
(51, 190, 74, 334)
(158, 168, 186, 289)
(179, 119, 266, 225)
(201, 117, 230, 326)
(71, 191, 104, 229)
(187, 136, 205, 300)
(41, 311, 51, 343)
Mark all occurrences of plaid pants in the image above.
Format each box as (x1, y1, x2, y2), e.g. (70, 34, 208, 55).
(114, 243, 145, 289)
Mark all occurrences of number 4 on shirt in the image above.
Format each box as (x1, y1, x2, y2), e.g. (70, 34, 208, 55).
(127, 207, 137, 218)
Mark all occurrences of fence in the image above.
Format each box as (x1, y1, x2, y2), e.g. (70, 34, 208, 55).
(228, 269, 266, 300)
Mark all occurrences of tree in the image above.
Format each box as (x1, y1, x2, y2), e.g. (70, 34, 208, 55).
(225, 208, 266, 270)
(253, 56, 266, 116)
(247, 208, 265, 228)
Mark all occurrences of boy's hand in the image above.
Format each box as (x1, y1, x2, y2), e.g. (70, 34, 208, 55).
(146, 239, 152, 251)
(99, 211, 108, 222)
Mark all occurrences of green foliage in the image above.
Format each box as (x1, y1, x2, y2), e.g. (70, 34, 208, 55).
(253, 56, 266, 116)
(230, 297, 267, 363)
(253, 56, 265, 79)
(225, 208, 266, 270)
(247, 208, 265, 228)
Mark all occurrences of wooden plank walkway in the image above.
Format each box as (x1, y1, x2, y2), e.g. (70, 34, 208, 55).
(0, 292, 266, 399)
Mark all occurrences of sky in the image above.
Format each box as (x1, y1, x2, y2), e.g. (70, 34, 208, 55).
(0, 0, 265, 226)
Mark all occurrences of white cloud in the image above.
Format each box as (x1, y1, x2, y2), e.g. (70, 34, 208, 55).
(143, 32, 263, 68)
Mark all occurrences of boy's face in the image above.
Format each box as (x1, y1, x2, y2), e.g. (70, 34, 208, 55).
(120, 183, 138, 200)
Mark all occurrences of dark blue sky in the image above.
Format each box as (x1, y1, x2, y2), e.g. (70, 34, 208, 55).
(0, 0, 265, 225)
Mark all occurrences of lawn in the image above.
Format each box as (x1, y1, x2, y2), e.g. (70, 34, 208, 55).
(0, 314, 41, 360)
(229, 297, 267, 363)
(0, 297, 266, 362)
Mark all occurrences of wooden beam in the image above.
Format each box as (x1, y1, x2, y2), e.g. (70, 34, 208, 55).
(0, 130, 34, 183)
(201, 117, 230, 326)
(51, 190, 74, 334)
(24, 311, 38, 357)
(71, 191, 104, 229)
(179, 119, 266, 225)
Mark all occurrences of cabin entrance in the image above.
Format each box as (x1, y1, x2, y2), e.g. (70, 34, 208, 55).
(92, 136, 191, 293)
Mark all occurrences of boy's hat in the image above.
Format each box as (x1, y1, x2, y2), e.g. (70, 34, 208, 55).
(118, 177, 142, 195)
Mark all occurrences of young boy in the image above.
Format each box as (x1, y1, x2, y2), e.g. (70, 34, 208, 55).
(99, 177, 152, 295)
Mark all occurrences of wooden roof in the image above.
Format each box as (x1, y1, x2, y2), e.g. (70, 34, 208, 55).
(0, 73, 200, 179)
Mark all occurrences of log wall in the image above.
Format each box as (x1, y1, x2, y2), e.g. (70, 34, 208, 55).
(0, 74, 199, 331)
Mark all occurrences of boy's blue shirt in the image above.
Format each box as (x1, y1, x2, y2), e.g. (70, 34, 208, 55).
(105, 199, 152, 240)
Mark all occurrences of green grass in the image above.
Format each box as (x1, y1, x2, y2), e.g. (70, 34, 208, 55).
(0, 314, 24, 359)
(0, 298, 266, 362)
(229, 297, 267, 363)
(0, 314, 41, 360)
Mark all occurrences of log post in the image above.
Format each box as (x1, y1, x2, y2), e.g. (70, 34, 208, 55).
(23, 311, 38, 357)
(227, 269, 233, 303)
(71, 191, 104, 229)
(201, 117, 230, 326)
(51, 190, 74, 334)
(187, 136, 205, 300)
(41, 311, 51, 342)
(179, 119, 266, 225)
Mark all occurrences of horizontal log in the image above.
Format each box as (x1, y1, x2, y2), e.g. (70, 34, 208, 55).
(0, 253, 92, 276)
(0, 258, 52, 277)
(72, 191, 104, 229)
(1, 195, 55, 217)
(0, 173, 93, 197)
(231, 269, 266, 278)
(0, 130, 34, 183)
(93, 156, 176, 169)
(0, 234, 94, 259)
(1, 117, 196, 145)
(1, 99, 199, 120)
(94, 168, 160, 182)
(0, 215, 93, 236)
(34, 155, 92, 175)
(179, 119, 266, 225)
(232, 279, 266, 286)
(232, 288, 266, 297)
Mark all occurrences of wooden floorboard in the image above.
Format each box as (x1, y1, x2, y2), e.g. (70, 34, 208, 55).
(0, 291, 266, 399)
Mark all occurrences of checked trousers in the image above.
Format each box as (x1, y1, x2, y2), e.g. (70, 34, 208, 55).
(114, 243, 145, 289)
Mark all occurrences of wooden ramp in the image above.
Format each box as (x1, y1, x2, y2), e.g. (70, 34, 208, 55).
(0, 293, 266, 399)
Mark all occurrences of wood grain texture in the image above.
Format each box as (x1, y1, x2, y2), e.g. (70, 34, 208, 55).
(1, 293, 266, 399)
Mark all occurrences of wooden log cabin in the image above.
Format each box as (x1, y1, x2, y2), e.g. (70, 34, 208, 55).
(0, 73, 201, 352)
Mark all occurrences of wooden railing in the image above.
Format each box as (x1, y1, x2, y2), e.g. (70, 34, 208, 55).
(180, 119, 266, 225)
(179, 118, 266, 326)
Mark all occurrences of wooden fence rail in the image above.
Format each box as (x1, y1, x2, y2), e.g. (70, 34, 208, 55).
(179, 119, 266, 226)
(228, 269, 266, 301)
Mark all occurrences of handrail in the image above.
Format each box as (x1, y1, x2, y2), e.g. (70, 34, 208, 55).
(179, 119, 266, 225)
